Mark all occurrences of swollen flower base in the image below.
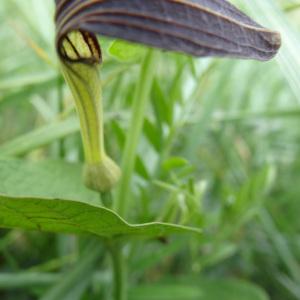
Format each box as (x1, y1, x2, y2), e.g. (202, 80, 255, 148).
(84, 156, 121, 193)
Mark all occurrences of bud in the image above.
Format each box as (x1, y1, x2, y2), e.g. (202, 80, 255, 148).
(84, 157, 121, 193)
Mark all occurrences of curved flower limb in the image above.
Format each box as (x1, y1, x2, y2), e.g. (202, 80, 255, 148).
(55, 0, 281, 62)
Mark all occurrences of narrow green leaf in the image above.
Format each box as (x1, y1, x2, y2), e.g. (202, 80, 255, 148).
(109, 40, 146, 62)
(0, 71, 57, 91)
(151, 79, 172, 126)
(129, 279, 269, 300)
(135, 156, 150, 180)
(0, 118, 79, 157)
(0, 272, 60, 289)
(162, 157, 189, 172)
(143, 118, 162, 152)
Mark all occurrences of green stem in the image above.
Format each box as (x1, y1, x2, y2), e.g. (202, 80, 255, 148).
(109, 242, 127, 300)
(57, 76, 65, 158)
(114, 50, 157, 217)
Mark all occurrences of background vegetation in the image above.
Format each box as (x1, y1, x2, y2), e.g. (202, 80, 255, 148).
(0, 0, 300, 299)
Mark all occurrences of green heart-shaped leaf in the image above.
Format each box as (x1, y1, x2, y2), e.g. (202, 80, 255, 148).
(0, 159, 201, 238)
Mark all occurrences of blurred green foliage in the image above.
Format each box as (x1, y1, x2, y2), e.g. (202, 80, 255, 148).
(0, 0, 300, 299)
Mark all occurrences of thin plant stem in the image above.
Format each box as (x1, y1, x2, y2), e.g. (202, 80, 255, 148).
(101, 191, 113, 208)
(109, 242, 127, 300)
(114, 49, 158, 217)
(57, 76, 65, 159)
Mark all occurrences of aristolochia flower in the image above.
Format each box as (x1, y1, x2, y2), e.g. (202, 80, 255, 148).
(54, 0, 281, 193)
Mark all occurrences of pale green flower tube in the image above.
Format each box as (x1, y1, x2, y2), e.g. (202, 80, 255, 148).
(58, 31, 120, 193)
